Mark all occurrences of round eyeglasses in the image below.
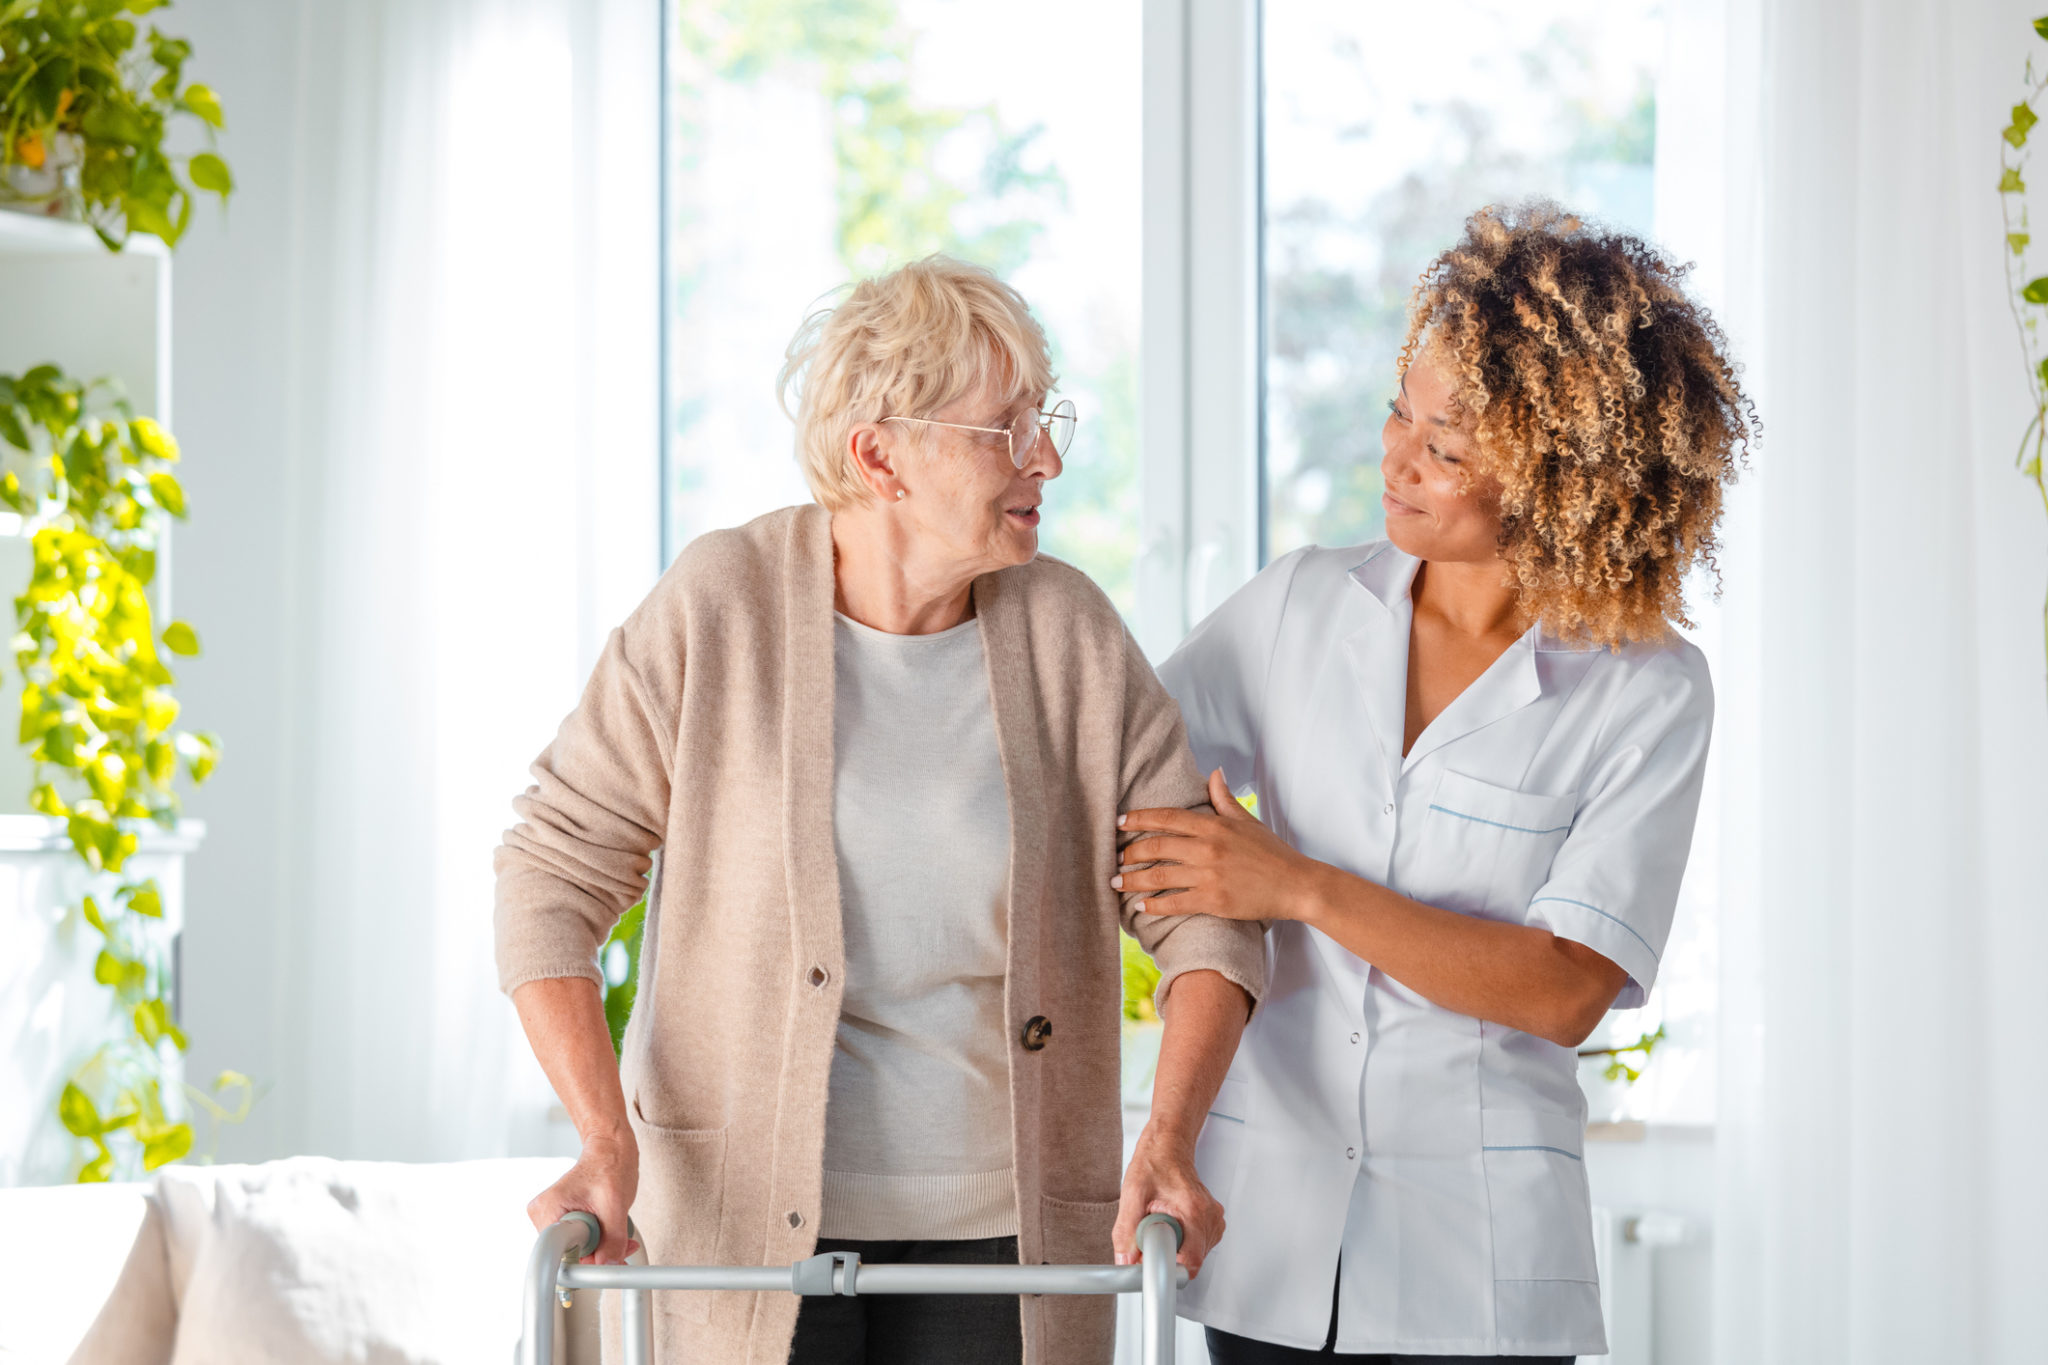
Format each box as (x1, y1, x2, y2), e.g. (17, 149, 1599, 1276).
(883, 398, 1078, 469)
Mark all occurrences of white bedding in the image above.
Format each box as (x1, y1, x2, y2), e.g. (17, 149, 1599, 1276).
(0, 1156, 572, 1365)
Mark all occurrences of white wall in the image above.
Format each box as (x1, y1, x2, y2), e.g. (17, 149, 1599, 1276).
(157, 0, 307, 1164)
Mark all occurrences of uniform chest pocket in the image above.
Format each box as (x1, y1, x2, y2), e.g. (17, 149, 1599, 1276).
(1424, 770, 1577, 920)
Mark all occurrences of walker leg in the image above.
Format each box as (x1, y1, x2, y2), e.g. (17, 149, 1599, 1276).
(522, 1220, 595, 1365)
(619, 1216, 654, 1365)
(621, 1285, 654, 1365)
(1138, 1219, 1178, 1365)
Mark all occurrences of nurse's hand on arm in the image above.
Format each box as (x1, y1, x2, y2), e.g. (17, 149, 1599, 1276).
(1112, 968, 1250, 1276)
(1117, 771, 1627, 1049)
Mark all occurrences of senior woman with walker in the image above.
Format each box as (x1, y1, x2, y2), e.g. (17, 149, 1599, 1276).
(1118, 204, 1753, 1362)
(494, 255, 1264, 1365)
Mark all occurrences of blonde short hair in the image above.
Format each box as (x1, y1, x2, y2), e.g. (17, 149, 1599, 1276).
(777, 255, 1056, 510)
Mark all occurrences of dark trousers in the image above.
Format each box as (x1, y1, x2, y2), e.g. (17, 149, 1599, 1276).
(787, 1234, 1022, 1365)
(1204, 1269, 1572, 1364)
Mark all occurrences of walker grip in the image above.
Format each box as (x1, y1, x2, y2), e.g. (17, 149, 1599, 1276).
(562, 1210, 602, 1260)
(1134, 1212, 1185, 1252)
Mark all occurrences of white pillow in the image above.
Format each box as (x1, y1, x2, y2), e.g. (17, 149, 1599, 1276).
(68, 1156, 570, 1365)
(0, 1181, 164, 1365)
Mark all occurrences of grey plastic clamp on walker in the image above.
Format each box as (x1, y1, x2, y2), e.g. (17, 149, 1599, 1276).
(792, 1249, 863, 1296)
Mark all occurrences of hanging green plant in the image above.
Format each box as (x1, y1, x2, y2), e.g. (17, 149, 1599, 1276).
(1577, 1024, 1666, 1087)
(0, 362, 242, 1181)
(1997, 15, 2048, 693)
(0, 0, 233, 249)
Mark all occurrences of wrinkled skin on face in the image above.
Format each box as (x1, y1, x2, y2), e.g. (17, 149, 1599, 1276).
(831, 374, 1065, 637)
(882, 379, 1061, 575)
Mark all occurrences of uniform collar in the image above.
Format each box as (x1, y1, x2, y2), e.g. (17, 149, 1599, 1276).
(1342, 540, 1598, 774)
(1346, 541, 1420, 613)
(1346, 541, 1602, 653)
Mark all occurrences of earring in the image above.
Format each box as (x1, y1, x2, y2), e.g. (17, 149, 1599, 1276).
(895, 489, 907, 501)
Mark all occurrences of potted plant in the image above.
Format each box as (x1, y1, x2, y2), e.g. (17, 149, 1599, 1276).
(0, 363, 241, 1180)
(0, 0, 231, 248)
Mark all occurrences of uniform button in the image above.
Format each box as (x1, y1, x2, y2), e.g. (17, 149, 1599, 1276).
(1020, 1015, 1053, 1051)
(1383, 803, 1394, 815)
(807, 965, 829, 988)
(1350, 1032, 1361, 1044)
(1346, 1147, 1357, 1160)
(787, 1210, 804, 1228)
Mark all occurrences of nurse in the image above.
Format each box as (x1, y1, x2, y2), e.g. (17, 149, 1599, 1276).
(1113, 204, 1753, 1362)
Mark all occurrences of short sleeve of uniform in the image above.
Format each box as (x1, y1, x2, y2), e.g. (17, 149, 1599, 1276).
(1156, 548, 1311, 793)
(1525, 644, 1714, 1010)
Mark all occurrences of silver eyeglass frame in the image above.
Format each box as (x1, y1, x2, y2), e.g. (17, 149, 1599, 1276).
(881, 398, 1077, 470)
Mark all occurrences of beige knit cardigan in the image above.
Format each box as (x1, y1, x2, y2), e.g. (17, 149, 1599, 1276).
(495, 505, 1266, 1365)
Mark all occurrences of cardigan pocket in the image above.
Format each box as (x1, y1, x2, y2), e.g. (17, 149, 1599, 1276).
(1038, 1193, 1120, 1269)
(630, 1098, 728, 1325)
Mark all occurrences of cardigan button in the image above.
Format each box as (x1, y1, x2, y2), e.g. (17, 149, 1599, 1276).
(787, 1210, 804, 1228)
(1020, 1015, 1053, 1052)
(807, 965, 829, 988)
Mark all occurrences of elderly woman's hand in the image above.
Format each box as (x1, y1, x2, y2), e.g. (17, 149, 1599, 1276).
(1113, 1127, 1226, 1277)
(1116, 769, 1318, 923)
(526, 1133, 641, 1265)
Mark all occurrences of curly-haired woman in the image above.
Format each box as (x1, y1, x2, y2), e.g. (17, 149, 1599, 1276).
(1115, 203, 1753, 1363)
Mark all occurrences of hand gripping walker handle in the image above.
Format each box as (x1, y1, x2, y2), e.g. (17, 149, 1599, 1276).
(1133, 1212, 1185, 1252)
(562, 1210, 603, 1260)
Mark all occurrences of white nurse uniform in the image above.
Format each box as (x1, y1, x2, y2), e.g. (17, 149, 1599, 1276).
(1159, 540, 1712, 1357)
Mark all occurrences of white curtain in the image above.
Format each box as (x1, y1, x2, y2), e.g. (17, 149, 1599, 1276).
(271, 0, 659, 1162)
(1677, 0, 2048, 1359)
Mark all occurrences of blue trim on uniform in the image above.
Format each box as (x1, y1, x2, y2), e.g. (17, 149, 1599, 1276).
(1530, 896, 1662, 963)
(1482, 1144, 1582, 1162)
(1428, 804, 1572, 836)
(1348, 542, 1391, 575)
(1205, 1111, 1245, 1125)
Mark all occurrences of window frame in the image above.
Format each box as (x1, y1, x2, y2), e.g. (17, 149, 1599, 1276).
(1136, 0, 1265, 659)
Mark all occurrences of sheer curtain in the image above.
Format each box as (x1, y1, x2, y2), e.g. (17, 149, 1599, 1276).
(271, 0, 658, 1162)
(1671, 0, 2048, 1359)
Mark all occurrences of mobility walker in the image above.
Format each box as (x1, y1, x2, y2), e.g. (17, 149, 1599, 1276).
(521, 1210, 1189, 1365)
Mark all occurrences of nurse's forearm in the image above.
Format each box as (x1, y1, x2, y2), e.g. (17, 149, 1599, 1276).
(1144, 969, 1253, 1151)
(1294, 866, 1626, 1047)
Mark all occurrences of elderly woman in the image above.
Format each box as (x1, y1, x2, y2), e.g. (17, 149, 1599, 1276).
(495, 255, 1265, 1365)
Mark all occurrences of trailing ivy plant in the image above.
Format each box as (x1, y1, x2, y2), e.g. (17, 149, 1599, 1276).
(1577, 1025, 1665, 1087)
(0, 363, 242, 1181)
(1998, 15, 2048, 692)
(0, 0, 232, 250)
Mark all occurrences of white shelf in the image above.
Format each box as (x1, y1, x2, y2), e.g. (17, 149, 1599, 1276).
(0, 203, 175, 816)
(0, 816, 205, 855)
(0, 207, 167, 259)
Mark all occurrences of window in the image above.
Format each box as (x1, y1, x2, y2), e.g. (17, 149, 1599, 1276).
(1250, 2, 1713, 1125)
(1261, 1, 1664, 560)
(658, 0, 1143, 614)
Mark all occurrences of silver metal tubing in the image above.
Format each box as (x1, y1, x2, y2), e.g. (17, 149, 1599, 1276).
(563, 1264, 796, 1292)
(1137, 1214, 1182, 1365)
(529, 1211, 1191, 1363)
(560, 1260, 1190, 1296)
(620, 1218, 653, 1365)
(521, 1215, 598, 1365)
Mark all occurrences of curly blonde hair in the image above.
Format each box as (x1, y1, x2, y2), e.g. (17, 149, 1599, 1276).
(1401, 202, 1754, 646)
